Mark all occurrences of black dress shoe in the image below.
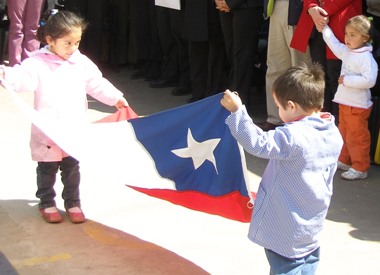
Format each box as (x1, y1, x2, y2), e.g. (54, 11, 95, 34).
(171, 87, 191, 96)
(145, 73, 161, 81)
(131, 70, 146, 79)
(256, 121, 280, 131)
(149, 78, 178, 88)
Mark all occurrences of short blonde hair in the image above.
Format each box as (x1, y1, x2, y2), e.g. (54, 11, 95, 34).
(346, 15, 373, 42)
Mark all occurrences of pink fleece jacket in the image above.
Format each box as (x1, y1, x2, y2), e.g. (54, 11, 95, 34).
(2, 47, 124, 161)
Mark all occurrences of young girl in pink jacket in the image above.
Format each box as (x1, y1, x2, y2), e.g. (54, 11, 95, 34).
(0, 10, 129, 223)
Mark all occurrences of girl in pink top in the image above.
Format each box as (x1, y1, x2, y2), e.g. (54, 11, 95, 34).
(0, 10, 129, 223)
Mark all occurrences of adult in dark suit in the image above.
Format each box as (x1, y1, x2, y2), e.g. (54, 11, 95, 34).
(183, 0, 226, 103)
(129, 0, 162, 80)
(215, 0, 264, 108)
(150, 3, 190, 96)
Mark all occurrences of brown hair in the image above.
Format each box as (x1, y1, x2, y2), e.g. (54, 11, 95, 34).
(36, 10, 88, 45)
(272, 63, 325, 112)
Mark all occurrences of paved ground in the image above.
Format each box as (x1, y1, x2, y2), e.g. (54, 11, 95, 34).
(0, 66, 379, 275)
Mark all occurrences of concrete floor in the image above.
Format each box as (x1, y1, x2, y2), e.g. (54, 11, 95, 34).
(0, 66, 379, 275)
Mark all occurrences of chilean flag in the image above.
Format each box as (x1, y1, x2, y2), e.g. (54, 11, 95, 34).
(100, 94, 254, 222)
(5, 86, 254, 222)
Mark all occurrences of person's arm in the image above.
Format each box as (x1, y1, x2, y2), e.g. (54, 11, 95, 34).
(82, 56, 126, 107)
(221, 90, 291, 160)
(0, 62, 37, 93)
(322, 25, 346, 59)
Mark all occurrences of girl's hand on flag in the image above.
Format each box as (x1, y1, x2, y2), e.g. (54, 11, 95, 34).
(221, 89, 242, 113)
(115, 97, 129, 110)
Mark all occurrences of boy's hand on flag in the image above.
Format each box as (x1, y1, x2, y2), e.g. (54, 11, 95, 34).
(221, 89, 242, 113)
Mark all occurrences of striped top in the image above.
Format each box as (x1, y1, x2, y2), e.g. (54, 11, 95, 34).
(225, 106, 343, 258)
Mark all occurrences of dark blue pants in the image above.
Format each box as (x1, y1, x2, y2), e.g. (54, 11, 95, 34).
(265, 247, 320, 275)
(36, 156, 81, 209)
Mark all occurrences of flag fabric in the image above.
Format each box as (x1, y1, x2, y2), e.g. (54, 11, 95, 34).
(3, 83, 253, 222)
(110, 95, 253, 222)
(96, 106, 138, 122)
(97, 94, 254, 222)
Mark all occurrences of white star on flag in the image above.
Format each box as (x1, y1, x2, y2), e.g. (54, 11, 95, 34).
(172, 128, 221, 174)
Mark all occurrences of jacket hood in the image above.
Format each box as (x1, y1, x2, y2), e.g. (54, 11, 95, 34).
(32, 46, 82, 64)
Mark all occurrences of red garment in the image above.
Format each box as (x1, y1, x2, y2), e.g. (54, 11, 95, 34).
(338, 104, 372, 172)
(290, 0, 362, 60)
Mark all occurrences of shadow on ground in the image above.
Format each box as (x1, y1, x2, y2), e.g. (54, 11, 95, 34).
(0, 199, 209, 275)
(327, 168, 380, 242)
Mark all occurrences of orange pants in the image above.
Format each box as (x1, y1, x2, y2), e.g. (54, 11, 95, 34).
(338, 104, 372, 172)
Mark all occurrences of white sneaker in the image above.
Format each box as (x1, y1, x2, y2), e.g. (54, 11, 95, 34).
(341, 168, 368, 180)
(337, 161, 350, 171)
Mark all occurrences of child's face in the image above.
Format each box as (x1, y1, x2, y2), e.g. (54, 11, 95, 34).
(344, 24, 368, 50)
(47, 27, 83, 60)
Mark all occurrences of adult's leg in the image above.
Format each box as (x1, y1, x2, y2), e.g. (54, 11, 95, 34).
(206, 3, 226, 96)
(371, 16, 380, 57)
(326, 59, 342, 121)
(207, 15, 226, 96)
(155, 7, 178, 82)
(129, 0, 152, 77)
(170, 9, 190, 91)
(309, 31, 342, 123)
(231, 8, 263, 106)
(265, 0, 311, 125)
(218, 12, 233, 88)
(265, 1, 292, 125)
(146, 0, 162, 80)
(22, 0, 45, 61)
(308, 30, 335, 114)
(7, 0, 26, 65)
(188, 40, 208, 100)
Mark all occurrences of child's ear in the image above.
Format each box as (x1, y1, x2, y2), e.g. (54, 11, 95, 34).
(363, 34, 370, 43)
(46, 35, 53, 45)
(287, 100, 296, 110)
